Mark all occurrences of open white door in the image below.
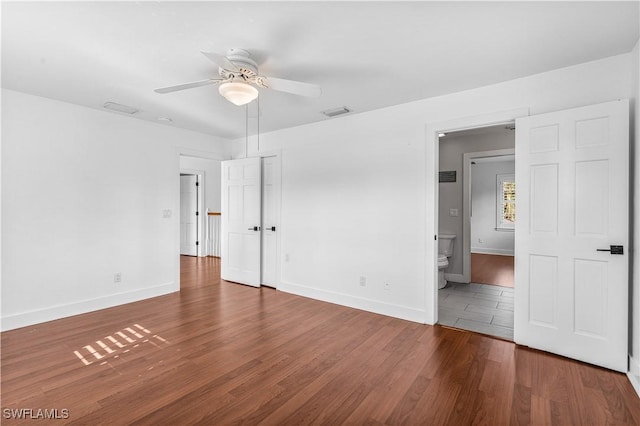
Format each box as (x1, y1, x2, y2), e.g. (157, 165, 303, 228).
(180, 175, 198, 256)
(261, 156, 281, 287)
(221, 157, 262, 287)
(515, 99, 628, 372)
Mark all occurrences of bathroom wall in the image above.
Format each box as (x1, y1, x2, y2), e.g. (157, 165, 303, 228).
(470, 158, 515, 255)
(439, 128, 515, 276)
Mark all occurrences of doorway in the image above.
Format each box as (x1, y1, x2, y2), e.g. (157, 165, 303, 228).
(468, 153, 515, 289)
(178, 153, 223, 290)
(430, 100, 629, 372)
(437, 124, 516, 340)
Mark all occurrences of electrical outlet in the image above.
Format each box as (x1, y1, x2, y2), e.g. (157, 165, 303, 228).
(384, 282, 391, 291)
(114, 273, 121, 283)
(449, 208, 459, 217)
(285, 253, 290, 262)
(478, 238, 483, 244)
(359, 276, 366, 287)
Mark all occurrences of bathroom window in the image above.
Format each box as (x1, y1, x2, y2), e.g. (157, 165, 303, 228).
(497, 174, 515, 230)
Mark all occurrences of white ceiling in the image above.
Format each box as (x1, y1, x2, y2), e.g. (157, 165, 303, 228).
(2, 1, 638, 140)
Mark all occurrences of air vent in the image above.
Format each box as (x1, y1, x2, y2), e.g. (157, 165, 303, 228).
(321, 106, 351, 118)
(103, 102, 139, 115)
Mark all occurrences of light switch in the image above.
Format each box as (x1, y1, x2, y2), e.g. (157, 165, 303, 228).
(449, 208, 459, 217)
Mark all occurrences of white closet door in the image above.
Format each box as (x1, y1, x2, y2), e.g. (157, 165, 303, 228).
(261, 156, 281, 287)
(221, 158, 262, 287)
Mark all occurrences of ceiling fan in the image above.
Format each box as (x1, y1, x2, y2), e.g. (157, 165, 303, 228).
(154, 48, 322, 106)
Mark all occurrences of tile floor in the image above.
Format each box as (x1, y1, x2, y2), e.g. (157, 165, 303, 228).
(438, 281, 514, 340)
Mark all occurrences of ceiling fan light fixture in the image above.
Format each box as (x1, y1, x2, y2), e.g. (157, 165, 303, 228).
(218, 81, 258, 106)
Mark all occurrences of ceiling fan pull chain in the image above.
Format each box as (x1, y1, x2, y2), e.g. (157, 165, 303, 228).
(245, 102, 249, 159)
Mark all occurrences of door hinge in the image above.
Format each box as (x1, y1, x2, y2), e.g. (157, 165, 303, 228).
(196, 211, 199, 216)
(196, 241, 199, 246)
(195, 181, 199, 186)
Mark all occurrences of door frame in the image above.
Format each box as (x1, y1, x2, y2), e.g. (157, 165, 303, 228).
(425, 107, 529, 325)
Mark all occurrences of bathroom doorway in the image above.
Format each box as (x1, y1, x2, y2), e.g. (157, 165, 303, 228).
(437, 125, 516, 340)
(468, 153, 515, 288)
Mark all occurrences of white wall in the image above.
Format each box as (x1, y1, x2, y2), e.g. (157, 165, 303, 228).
(1, 89, 230, 330)
(471, 159, 515, 255)
(439, 130, 515, 275)
(235, 52, 634, 326)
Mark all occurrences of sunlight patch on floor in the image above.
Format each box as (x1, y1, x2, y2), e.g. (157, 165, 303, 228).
(73, 324, 168, 366)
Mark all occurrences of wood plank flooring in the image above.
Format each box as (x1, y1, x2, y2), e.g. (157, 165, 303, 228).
(2, 256, 639, 424)
(471, 253, 515, 287)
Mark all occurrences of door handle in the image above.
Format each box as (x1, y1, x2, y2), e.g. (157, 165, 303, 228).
(247, 226, 261, 231)
(267, 226, 276, 231)
(597, 245, 624, 255)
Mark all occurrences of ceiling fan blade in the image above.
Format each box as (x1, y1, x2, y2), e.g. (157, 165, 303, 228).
(262, 77, 322, 98)
(201, 51, 239, 72)
(154, 78, 223, 94)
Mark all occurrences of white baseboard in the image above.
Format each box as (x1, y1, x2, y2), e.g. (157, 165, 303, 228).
(1, 282, 177, 331)
(278, 280, 426, 324)
(628, 355, 640, 398)
(444, 273, 467, 283)
(628, 372, 640, 398)
(471, 248, 514, 256)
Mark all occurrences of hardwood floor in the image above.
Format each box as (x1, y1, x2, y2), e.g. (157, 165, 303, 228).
(2, 256, 639, 424)
(471, 253, 515, 288)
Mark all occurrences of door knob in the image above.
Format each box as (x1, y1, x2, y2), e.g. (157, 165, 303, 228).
(597, 245, 623, 255)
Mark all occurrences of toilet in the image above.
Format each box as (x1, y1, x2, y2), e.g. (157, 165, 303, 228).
(437, 234, 456, 289)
